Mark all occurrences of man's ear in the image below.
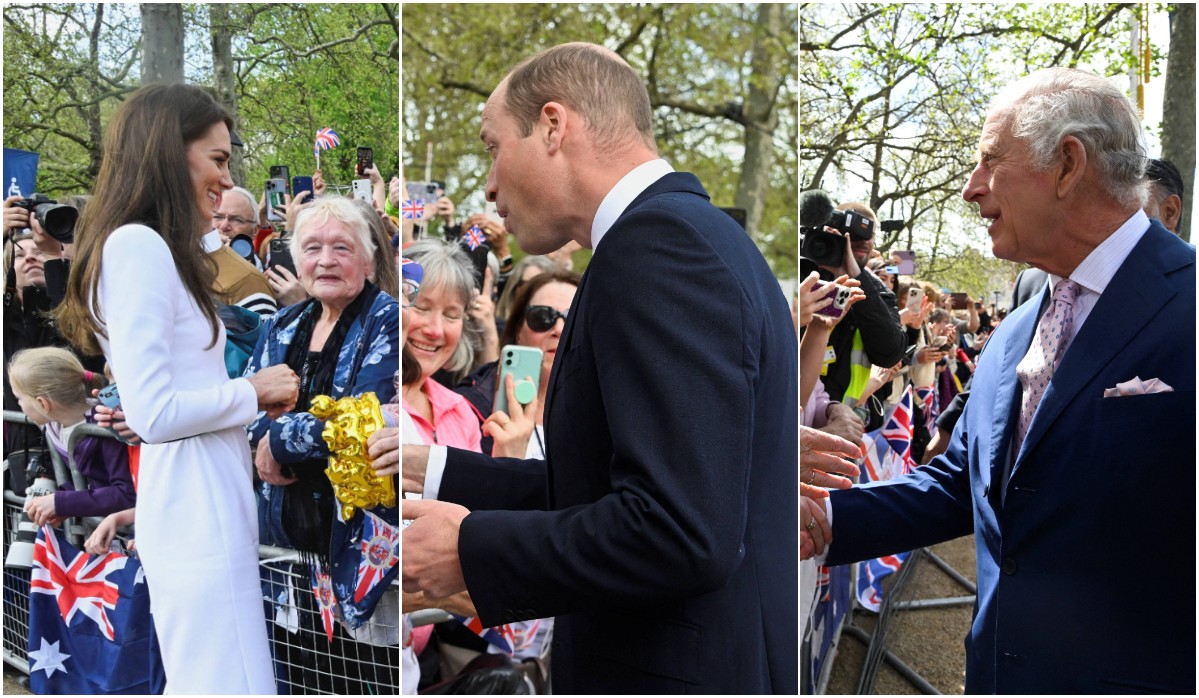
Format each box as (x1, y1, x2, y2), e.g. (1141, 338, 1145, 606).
(1162, 194, 1182, 233)
(540, 102, 570, 155)
(1055, 136, 1087, 199)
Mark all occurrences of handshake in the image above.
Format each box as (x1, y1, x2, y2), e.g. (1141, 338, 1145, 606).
(800, 425, 861, 560)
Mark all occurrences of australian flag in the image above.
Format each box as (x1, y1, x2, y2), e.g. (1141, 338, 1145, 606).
(27, 526, 165, 694)
(856, 387, 916, 612)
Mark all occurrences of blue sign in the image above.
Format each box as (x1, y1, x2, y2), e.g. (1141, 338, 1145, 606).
(3, 147, 39, 200)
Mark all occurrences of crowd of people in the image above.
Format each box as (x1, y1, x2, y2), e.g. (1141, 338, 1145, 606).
(3, 83, 401, 694)
(801, 67, 1194, 693)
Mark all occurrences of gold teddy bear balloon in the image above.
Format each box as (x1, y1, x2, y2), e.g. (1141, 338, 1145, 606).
(310, 392, 397, 519)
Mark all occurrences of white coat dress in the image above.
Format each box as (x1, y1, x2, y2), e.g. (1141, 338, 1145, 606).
(95, 224, 275, 694)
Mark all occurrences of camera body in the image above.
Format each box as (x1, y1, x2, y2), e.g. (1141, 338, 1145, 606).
(4, 454, 57, 570)
(13, 193, 78, 243)
(800, 228, 844, 268)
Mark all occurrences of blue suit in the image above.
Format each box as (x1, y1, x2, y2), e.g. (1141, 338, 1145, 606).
(440, 172, 798, 693)
(827, 221, 1195, 693)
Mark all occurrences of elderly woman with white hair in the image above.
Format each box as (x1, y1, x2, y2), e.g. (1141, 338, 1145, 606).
(242, 195, 400, 691)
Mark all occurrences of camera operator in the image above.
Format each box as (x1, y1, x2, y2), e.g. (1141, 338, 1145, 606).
(4, 195, 103, 454)
(809, 201, 906, 430)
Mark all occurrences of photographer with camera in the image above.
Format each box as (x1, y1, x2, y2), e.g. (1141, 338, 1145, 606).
(800, 193, 906, 430)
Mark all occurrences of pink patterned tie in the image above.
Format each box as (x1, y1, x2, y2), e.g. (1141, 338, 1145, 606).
(1014, 278, 1081, 454)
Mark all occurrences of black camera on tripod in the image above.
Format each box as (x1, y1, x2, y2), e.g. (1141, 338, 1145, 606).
(12, 193, 78, 243)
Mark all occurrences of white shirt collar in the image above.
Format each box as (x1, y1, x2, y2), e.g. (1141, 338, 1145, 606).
(590, 159, 674, 250)
(1049, 209, 1150, 295)
(201, 230, 223, 254)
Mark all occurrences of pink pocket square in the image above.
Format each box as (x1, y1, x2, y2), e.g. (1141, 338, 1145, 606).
(1103, 376, 1174, 398)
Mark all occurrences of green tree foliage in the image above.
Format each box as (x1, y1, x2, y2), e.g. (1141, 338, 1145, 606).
(3, 3, 397, 199)
(801, 3, 1169, 295)
(402, 3, 798, 276)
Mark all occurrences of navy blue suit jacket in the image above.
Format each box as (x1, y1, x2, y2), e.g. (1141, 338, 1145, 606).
(441, 172, 798, 693)
(827, 221, 1196, 693)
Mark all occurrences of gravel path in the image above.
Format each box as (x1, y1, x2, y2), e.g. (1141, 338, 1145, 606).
(823, 534, 977, 695)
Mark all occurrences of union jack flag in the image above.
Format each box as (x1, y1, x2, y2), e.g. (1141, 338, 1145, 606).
(311, 566, 337, 642)
(31, 525, 126, 641)
(314, 127, 340, 157)
(462, 225, 486, 250)
(450, 613, 517, 654)
(878, 386, 915, 470)
(856, 553, 910, 612)
(353, 511, 398, 603)
(915, 385, 938, 437)
(856, 388, 917, 611)
(401, 199, 425, 220)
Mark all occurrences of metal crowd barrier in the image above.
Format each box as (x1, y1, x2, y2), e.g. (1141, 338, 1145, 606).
(2, 410, 398, 694)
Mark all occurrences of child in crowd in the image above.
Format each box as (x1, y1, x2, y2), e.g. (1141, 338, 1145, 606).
(9, 347, 136, 528)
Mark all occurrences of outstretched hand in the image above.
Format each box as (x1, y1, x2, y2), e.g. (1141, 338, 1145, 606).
(402, 498, 470, 599)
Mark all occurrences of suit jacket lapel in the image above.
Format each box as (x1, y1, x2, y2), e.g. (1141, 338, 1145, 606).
(989, 288, 1042, 484)
(1013, 223, 1184, 470)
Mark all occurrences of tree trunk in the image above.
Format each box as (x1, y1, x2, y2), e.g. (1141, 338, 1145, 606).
(140, 3, 184, 84)
(209, 4, 243, 186)
(1161, 3, 1195, 241)
(734, 2, 782, 242)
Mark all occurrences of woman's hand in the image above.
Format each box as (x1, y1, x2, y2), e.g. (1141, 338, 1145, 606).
(247, 364, 299, 419)
(367, 427, 399, 476)
(255, 435, 298, 485)
(283, 190, 311, 234)
(265, 264, 307, 307)
(24, 494, 57, 527)
(91, 390, 144, 444)
(483, 374, 539, 458)
(312, 169, 326, 196)
(915, 346, 946, 365)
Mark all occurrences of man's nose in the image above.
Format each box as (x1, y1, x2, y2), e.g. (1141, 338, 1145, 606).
(962, 163, 987, 202)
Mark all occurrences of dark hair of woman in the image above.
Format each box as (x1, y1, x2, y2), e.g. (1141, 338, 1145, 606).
(499, 268, 581, 349)
(56, 84, 233, 356)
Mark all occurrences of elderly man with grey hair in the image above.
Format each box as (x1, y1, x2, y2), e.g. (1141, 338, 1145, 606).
(805, 67, 1195, 693)
(205, 185, 277, 317)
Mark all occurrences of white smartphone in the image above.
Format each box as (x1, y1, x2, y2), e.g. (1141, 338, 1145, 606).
(351, 178, 372, 204)
(907, 286, 924, 311)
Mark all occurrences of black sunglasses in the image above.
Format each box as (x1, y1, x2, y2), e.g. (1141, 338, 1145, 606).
(525, 305, 568, 332)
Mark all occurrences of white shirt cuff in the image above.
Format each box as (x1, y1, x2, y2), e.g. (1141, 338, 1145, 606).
(424, 445, 448, 501)
(814, 496, 833, 566)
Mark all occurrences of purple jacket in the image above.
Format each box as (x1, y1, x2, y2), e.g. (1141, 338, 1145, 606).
(51, 429, 136, 518)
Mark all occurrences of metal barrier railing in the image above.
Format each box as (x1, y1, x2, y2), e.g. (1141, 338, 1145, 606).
(2, 410, 398, 694)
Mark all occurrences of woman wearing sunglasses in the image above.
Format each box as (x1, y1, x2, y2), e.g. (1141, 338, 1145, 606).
(456, 269, 580, 459)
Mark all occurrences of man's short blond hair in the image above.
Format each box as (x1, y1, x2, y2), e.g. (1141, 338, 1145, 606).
(504, 42, 656, 153)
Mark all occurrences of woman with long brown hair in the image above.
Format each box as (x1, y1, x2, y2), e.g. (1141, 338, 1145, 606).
(56, 83, 298, 693)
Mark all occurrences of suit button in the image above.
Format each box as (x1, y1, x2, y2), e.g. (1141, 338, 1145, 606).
(1002, 557, 1018, 575)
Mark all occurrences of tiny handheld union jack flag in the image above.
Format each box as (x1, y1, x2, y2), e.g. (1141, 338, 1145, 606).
(314, 127, 340, 169)
(401, 199, 425, 220)
(463, 225, 486, 250)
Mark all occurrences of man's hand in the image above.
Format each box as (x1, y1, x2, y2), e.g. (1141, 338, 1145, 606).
(801, 495, 831, 559)
(817, 231, 862, 280)
(402, 498, 470, 599)
(403, 444, 430, 495)
(367, 427, 399, 476)
(801, 424, 861, 499)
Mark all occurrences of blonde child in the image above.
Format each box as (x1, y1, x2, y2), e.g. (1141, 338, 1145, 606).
(9, 347, 136, 528)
